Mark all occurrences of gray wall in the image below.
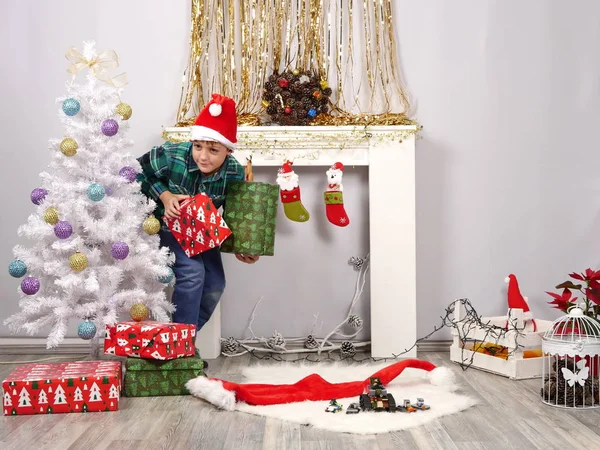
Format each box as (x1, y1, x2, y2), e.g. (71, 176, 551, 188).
(2, 0, 600, 343)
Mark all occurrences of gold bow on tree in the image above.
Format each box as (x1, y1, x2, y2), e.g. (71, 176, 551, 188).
(65, 47, 128, 87)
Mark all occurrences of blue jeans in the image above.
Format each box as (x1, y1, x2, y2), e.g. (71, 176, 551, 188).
(159, 230, 226, 331)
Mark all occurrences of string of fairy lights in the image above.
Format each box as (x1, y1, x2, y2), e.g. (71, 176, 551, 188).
(219, 254, 526, 370)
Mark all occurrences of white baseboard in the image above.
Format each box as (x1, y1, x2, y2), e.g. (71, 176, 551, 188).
(0, 337, 99, 355)
(0, 337, 452, 355)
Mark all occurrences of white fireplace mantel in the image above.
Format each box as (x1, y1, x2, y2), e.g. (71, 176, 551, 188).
(163, 125, 418, 359)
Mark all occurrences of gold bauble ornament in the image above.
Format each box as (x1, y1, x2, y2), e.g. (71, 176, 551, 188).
(116, 102, 133, 120)
(60, 138, 78, 157)
(130, 303, 149, 322)
(143, 216, 161, 235)
(292, 69, 300, 76)
(43, 207, 59, 225)
(261, 99, 270, 109)
(69, 252, 88, 272)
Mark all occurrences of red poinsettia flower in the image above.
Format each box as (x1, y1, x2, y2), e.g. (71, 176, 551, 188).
(586, 287, 600, 305)
(571, 269, 600, 282)
(546, 289, 577, 312)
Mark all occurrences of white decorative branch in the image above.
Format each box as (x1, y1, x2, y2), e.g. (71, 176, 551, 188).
(220, 255, 371, 357)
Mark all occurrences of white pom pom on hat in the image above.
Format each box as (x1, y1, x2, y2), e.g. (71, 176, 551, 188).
(209, 103, 222, 117)
(428, 366, 456, 388)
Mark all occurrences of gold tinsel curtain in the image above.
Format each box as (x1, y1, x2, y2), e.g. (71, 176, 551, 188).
(176, 0, 412, 126)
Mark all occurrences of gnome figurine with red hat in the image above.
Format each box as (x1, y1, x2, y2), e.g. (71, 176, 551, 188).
(324, 162, 350, 227)
(505, 274, 537, 332)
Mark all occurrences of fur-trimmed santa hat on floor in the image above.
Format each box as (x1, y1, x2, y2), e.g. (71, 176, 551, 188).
(185, 359, 455, 411)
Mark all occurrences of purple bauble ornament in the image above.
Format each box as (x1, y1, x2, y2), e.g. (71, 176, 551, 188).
(105, 186, 113, 196)
(119, 166, 137, 183)
(21, 276, 40, 295)
(30, 188, 48, 205)
(101, 119, 119, 137)
(54, 221, 73, 239)
(111, 241, 129, 260)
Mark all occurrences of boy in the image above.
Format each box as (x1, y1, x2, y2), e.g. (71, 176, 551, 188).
(137, 94, 258, 336)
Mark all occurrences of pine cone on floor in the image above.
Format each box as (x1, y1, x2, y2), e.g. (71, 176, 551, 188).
(340, 341, 356, 358)
(304, 334, 319, 349)
(267, 331, 286, 350)
(221, 336, 239, 355)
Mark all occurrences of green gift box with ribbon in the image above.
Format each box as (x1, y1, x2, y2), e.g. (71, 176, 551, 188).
(220, 180, 279, 256)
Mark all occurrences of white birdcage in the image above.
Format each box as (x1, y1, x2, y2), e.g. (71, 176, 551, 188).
(541, 305, 600, 408)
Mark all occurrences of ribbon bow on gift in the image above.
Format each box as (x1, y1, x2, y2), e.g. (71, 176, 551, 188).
(65, 47, 128, 87)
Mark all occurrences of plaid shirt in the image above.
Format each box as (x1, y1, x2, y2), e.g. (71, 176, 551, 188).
(137, 141, 245, 225)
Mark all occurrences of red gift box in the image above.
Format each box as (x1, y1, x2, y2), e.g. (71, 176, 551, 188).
(2, 361, 121, 416)
(163, 193, 232, 257)
(104, 321, 196, 360)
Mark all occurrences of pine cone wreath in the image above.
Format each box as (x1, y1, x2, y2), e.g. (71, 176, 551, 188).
(262, 69, 332, 125)
(347, 315, 363, 328)
(221, 336, 240, 355)
(267, 331, 286, 351)
(304, 334, 319, 349)
(340, 341, 356, 358)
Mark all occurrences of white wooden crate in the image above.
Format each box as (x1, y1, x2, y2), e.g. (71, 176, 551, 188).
(450, 300, 553, 380)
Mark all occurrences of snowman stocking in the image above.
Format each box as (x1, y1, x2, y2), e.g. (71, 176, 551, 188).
(324, 162, 349, 227)
(276, 161, 310, 222)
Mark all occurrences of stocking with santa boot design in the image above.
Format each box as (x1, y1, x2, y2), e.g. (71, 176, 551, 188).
(276, 161, 310, 222)
(324, 162, 349, 227)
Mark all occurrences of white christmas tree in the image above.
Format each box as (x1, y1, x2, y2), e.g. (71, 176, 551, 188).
(38, 389, 48, 404)
(4, 41, 175, 350)
(73, 387, 83, 402)
(18, 388, 31, 407)
(4, 392, 12, 407)
(53, 385, 67, 404)
(108, 384, 119, 399)
(88, 382, 102, 402)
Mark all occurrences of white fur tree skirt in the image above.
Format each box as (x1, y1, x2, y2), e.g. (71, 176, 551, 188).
(201, 362, 478, 434)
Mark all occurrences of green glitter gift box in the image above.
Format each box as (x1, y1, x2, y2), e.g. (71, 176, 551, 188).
(123, 356, 205, 397)
(220, 180, 279, 256)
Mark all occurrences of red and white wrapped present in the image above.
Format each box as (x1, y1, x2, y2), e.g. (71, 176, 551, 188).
(162, 192, 232, 257)
(104, 321, 196, 360)
(2, 361, 121, 416)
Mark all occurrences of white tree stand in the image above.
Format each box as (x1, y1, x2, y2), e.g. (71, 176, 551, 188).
(163, 125, 418, 359)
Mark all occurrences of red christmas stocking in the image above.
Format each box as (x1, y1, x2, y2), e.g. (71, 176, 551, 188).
(276, 161, 310, 222)
(324, 162, 349, 227)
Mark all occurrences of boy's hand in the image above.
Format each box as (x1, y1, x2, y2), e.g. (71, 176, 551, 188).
(235, 254, 260, 264)
(160, 192, 190, 219)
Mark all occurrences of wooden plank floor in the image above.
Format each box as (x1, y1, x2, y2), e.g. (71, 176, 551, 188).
(0, 351, 599, 450)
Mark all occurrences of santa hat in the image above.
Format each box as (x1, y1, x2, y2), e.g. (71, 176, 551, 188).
(278, 161, 294, 175)
(329, 162, 344, 172)
(505, 274, 537, 330)
(190, 93, 238, 149)
(185, 358, 455, 411)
